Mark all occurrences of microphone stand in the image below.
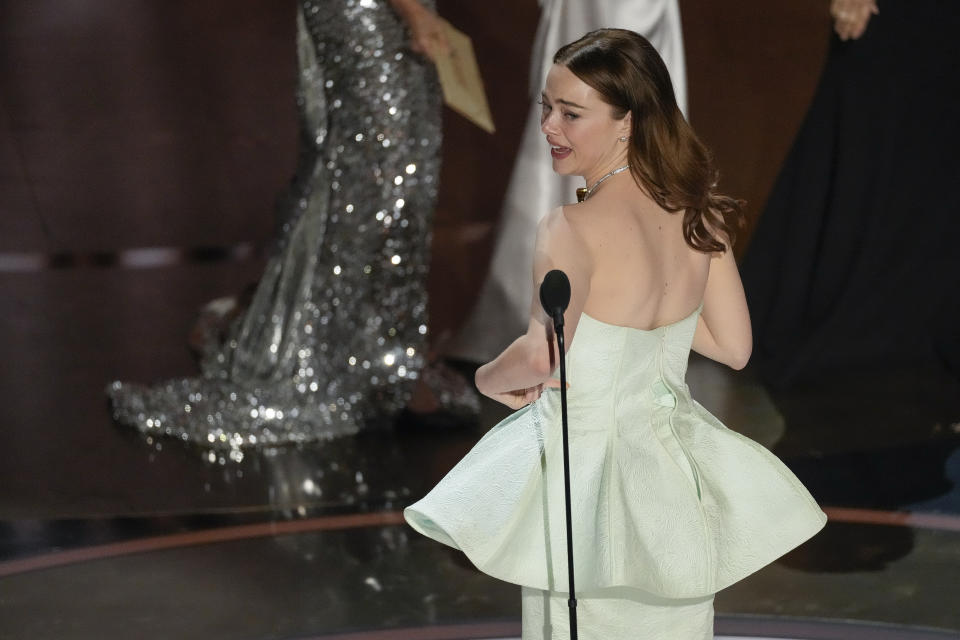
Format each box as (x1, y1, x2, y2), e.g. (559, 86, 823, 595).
(550, 309, 578, 640)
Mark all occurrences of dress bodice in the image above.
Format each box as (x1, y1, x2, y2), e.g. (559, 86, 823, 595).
(560, 307, 700, 429)
(407, 302, 825, 599)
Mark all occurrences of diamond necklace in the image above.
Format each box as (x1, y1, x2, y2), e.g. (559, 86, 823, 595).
(576, 165, 630, 202)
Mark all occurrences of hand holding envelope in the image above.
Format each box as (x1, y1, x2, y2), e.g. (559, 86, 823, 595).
(433, 21, 496, 134)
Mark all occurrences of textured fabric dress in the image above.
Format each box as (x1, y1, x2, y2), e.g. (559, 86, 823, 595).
(741, 0, 960, 387)
(406, 307, 827, 639)
(108, 0, 442, 458)
(449, 0, 687, 362)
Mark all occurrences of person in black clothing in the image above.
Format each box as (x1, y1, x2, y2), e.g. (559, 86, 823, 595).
(742, 0, 960, 387)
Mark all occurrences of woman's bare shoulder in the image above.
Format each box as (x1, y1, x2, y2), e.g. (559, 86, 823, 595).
(537, 205, 589, 242)
(534, 206, 594, 273)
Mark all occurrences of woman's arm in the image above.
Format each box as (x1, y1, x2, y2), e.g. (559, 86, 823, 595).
(475, 208, 593, 408)
(691, 247, 752, 370)
(387, 0, 450, 61)
(473, 321, 554, 409)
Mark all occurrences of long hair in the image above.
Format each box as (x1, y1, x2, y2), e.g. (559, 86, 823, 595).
(554, 29, 744, 253)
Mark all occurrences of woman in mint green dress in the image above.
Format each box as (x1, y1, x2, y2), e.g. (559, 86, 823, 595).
(406, 29, 826, 639)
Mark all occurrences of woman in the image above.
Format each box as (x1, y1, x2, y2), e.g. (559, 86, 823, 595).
(741, 0, 960, 387)
(108, 0, 454, 460)
(449, 0, 687, 363)
(405, 29, 826, 638)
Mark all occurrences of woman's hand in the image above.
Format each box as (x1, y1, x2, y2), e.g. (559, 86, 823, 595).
(486, 385, 544, 410)
(389, 0, 450, 62)
(830, 0, 878, 41)
(480, 379, 566, 410)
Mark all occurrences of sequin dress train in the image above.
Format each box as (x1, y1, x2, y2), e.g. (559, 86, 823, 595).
(108, 0, 442, 457)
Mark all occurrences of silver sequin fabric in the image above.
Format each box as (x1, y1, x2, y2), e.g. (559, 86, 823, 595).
(108, 0, 442, 460)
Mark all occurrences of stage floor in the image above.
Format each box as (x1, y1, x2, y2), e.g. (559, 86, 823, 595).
(0, 266, 958, 638)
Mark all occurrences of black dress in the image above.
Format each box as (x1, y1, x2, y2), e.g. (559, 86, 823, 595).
(741, 0, 960, 388)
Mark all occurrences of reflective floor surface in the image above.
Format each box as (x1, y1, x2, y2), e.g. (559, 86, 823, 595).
(1, 341, 958, 638)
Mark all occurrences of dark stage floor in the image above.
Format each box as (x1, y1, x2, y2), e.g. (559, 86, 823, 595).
(1, 280, 958, 638)
(2, 1, 960, 639)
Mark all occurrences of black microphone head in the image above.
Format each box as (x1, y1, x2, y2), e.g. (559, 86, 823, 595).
(539, 269, 571, 316)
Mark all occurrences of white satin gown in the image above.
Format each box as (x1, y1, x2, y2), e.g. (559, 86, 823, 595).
(407, 307, 826, 638)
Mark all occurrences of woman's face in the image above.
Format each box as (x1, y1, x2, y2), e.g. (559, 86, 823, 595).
(540, 64, 631, 183)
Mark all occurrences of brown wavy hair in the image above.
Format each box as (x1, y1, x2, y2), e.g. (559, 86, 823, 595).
(554, 28, 744, 253)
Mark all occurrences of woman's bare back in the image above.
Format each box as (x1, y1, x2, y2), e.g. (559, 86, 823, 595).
(570, 179, 710, 330)
(534, 173, 750, 370)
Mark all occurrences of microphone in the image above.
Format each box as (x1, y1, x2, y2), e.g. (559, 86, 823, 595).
(537, 268, 579, 638)
(539, 269, 571, 329)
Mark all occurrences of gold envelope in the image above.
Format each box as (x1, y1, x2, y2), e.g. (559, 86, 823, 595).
(434, 20, 496, 134)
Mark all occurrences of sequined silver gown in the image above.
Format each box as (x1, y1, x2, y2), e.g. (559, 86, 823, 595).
(108, 0, 442, 458)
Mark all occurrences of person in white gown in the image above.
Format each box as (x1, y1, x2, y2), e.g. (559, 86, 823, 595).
(407, 28, 825, 639)
(450, 0, 687, 361)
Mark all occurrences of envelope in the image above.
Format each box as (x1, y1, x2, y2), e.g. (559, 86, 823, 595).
(434, 20, 496, 134)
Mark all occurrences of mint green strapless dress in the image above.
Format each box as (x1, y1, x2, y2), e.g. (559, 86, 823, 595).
(405, 307, 826, 639)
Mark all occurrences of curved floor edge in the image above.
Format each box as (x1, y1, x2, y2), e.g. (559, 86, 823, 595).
(302, 616, 960, 640)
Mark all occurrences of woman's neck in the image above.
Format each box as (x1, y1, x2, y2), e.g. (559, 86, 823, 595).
(584, 150, 629, 184)
(581, 161, 631, 201)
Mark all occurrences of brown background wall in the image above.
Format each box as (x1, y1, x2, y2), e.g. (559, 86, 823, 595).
(0, 0, 833, 337)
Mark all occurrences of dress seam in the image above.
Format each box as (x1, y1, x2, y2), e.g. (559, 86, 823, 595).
(657, 334, 715, 592)
(608, 327, 628, 581)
